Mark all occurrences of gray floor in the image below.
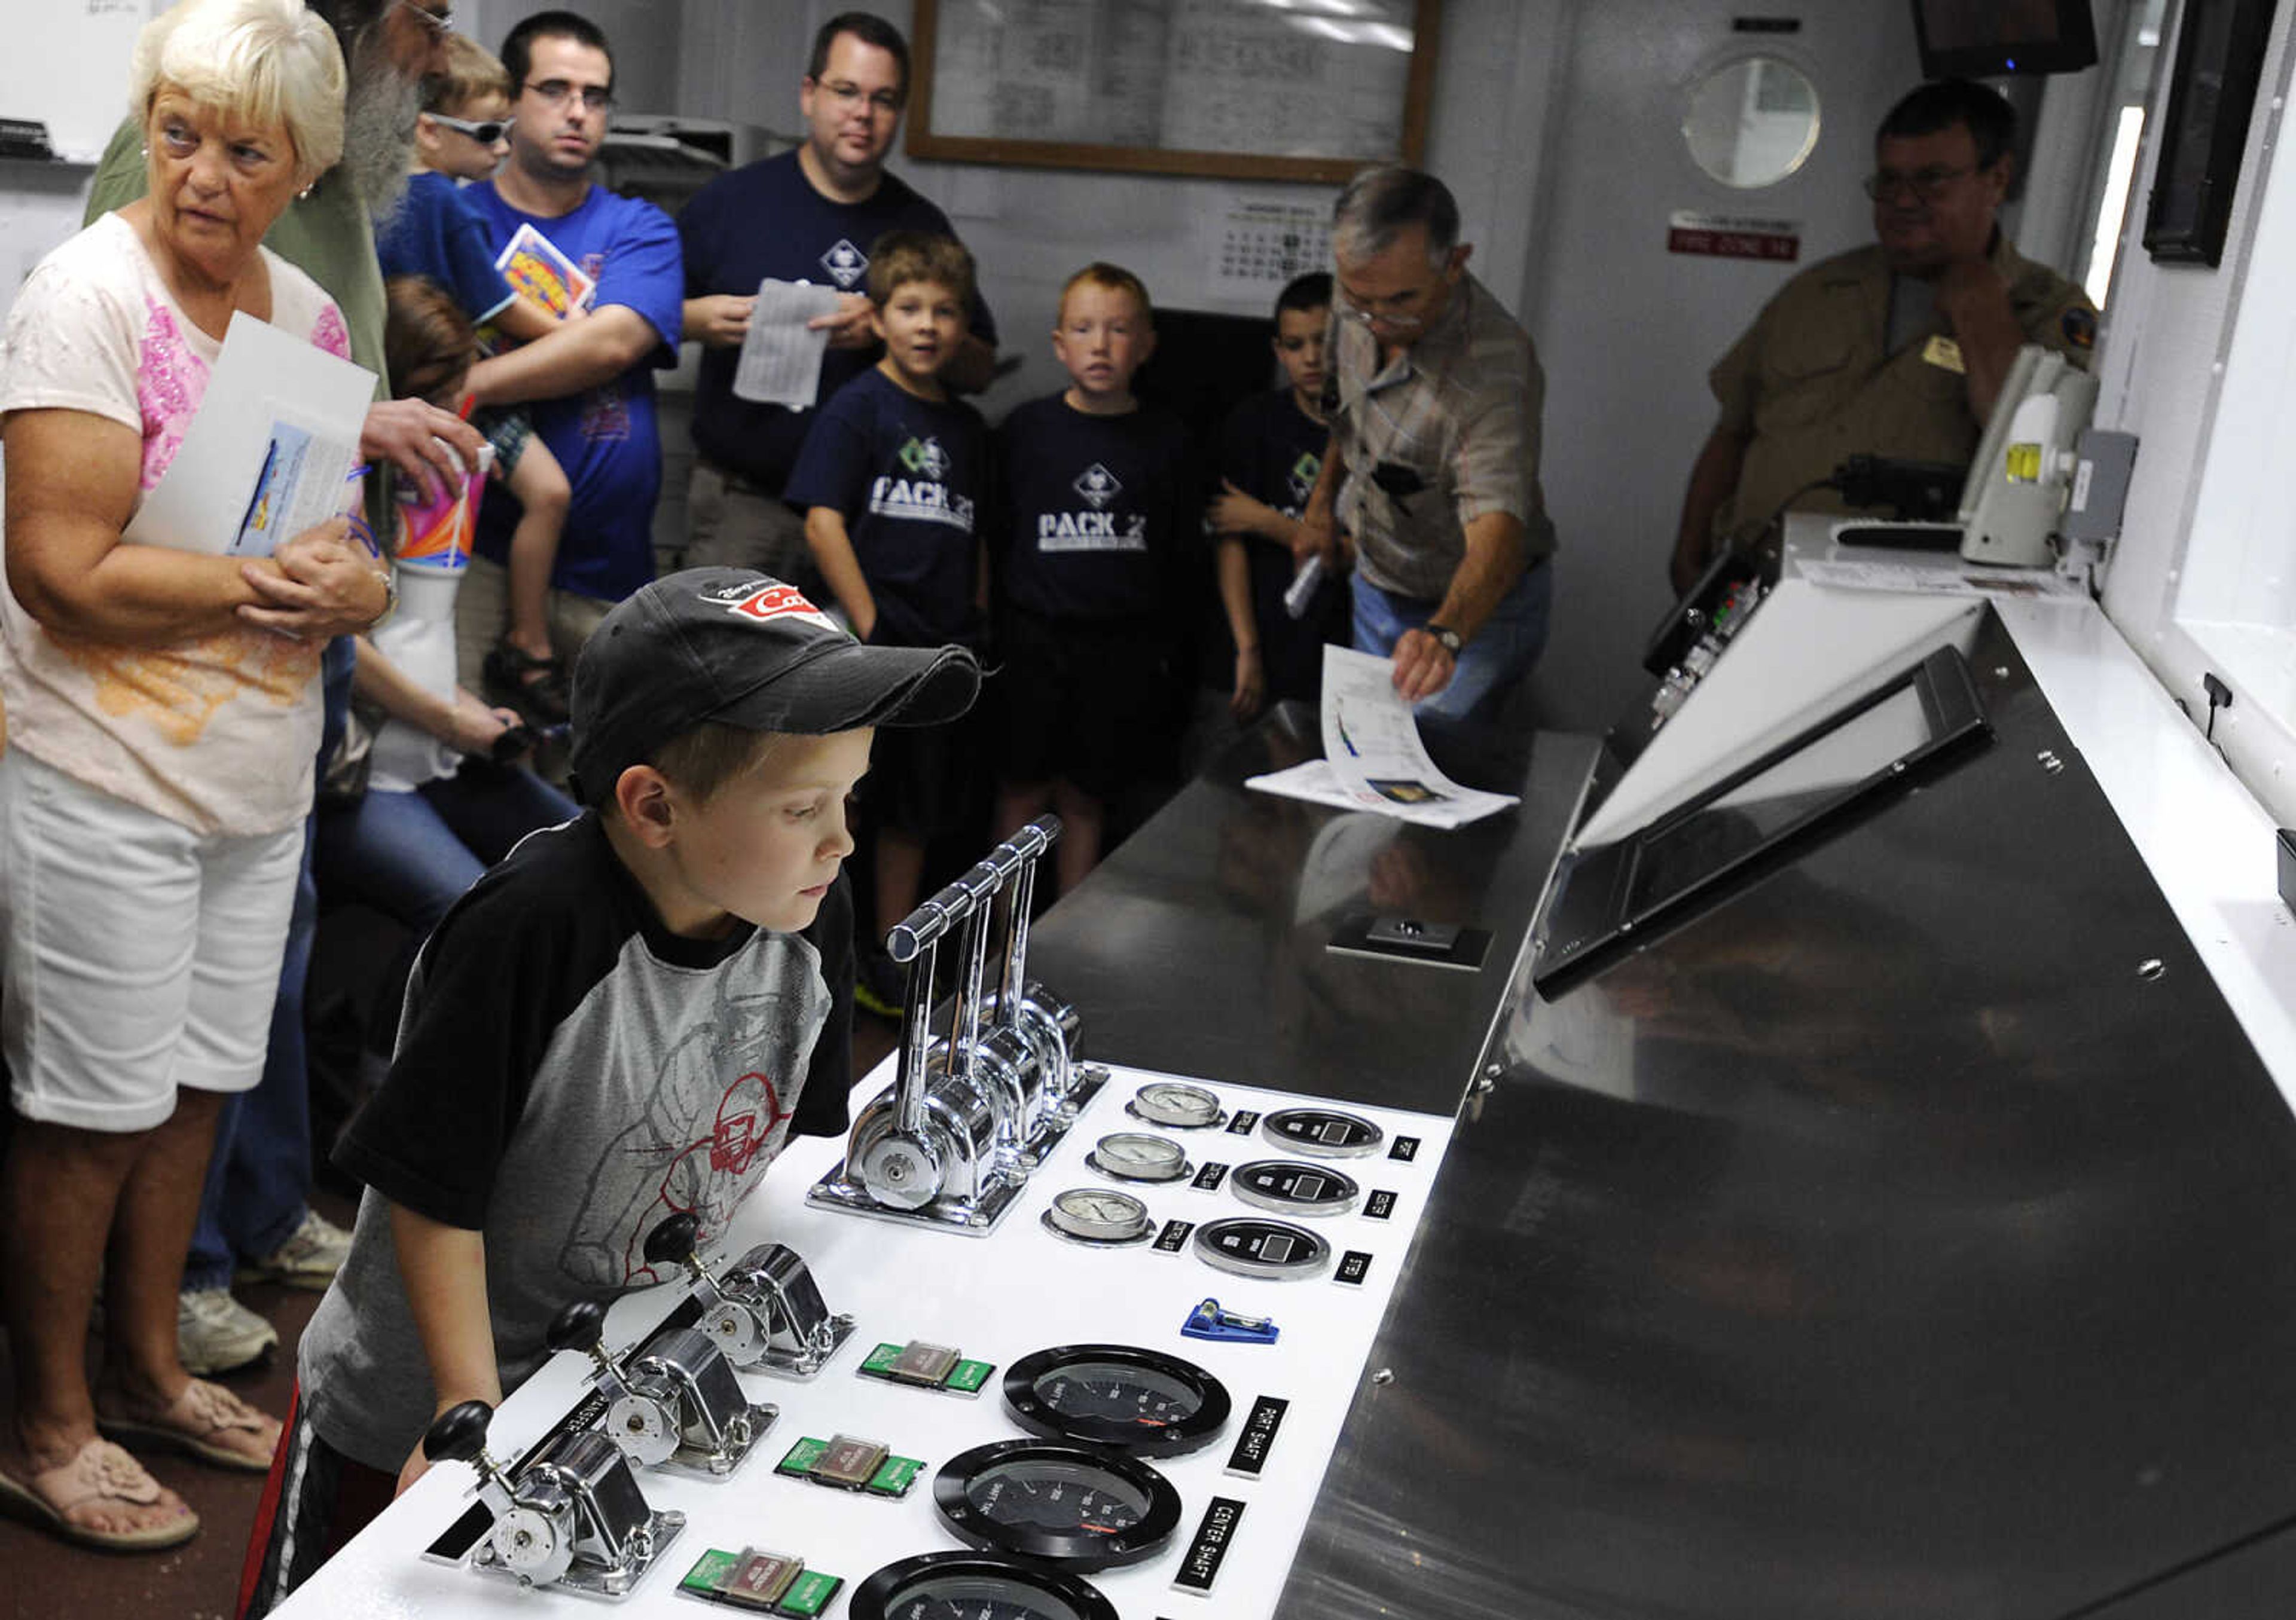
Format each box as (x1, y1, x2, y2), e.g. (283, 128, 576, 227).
(0, 1016, 900, 1620)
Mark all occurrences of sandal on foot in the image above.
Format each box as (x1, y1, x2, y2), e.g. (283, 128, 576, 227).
(97, 1378, 281, 1473)
(0, 1438, 199, 1550)
(482, 640, 570, 725)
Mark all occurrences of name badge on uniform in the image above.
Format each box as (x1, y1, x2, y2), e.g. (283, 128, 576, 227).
(1922, 334, 1966, 374)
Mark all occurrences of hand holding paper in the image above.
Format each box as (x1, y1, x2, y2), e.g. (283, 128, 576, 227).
(733, 279, 848, 408)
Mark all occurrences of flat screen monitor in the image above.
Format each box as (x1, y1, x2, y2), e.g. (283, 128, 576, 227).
(1531, 646, 1991, 994)
(1913, 0, 2098, 77)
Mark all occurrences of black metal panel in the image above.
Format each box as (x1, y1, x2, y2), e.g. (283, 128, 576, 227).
(1277, 610, 2296, 1618)
(1028, 702, 1595, 1118)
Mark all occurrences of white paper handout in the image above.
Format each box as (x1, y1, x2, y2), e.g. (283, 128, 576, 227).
(124, 310, 375, 558)
(732, 278, 848, 408)
(1245, 646, 1520, 829)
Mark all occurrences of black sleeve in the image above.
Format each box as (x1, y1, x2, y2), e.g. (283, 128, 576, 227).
(792, 869, 857, 1139)
(332, 833, 613, 1229)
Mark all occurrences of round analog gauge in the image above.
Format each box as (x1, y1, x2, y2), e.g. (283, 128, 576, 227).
(1261, 1106, 1384, 1159)
(1041, 1187, 1153, 1247)
(848, 1552, 1119, 1620)
(934, 1439, 1183, 1571)
(1193, 1215, 1333, 1280)
(1126, 1081, 1226, 1130)
(1004, 1344, 1233, 1457)
(1231, 1158, 1360, 1217)
(1086, 1131, 1191, 1185)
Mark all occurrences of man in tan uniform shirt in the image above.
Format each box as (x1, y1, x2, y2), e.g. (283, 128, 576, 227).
(1670, 79, 2096, 594)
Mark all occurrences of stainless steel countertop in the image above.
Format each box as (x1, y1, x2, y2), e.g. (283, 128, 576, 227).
(1029, 617, 2296, 1620)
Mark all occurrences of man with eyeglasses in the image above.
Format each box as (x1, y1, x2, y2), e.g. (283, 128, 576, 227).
(456, 10, 685, 655)
(1669, 77, 2097, 594)
(677, 10, 998, 592)
(1291, 166, 1559, 722)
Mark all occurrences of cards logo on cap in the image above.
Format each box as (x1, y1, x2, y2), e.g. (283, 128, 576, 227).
(707, 580, 843, 633)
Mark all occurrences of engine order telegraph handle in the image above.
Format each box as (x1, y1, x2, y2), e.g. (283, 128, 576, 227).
(546, 1298, 609, 1356)
(425, 1399, 494, 1464)
(643, 1212, 701, 1269)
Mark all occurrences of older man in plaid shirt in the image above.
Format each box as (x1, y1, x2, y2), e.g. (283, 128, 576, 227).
(1293, 166, 1556, 722)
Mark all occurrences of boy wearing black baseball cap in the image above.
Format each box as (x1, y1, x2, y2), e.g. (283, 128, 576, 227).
(245, 573, 978, 1607)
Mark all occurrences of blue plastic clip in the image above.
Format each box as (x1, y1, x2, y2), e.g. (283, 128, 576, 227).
(1182, 1297, 1278, 1345)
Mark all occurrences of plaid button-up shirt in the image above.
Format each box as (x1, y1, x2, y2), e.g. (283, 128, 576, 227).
(1330, 273, 1557, 603)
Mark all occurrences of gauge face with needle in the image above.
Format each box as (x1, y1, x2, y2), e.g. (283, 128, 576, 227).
(845, 1553, 1120, 1620)
(1004, 1344, 1232, 1457)
(1041, 1187, 1153, 1246)
(933, 1440, 1183, 1571)
(1126, 1081, 1225, 1130)
(1086, 1131, 1190, 1184)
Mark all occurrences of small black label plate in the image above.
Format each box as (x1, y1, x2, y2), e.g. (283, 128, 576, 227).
(1172, 1496, 1246, 1594)
(1226, 1110, 1260, 1136)
(1154, 1219, 1196, 1254)
(1192, 1161, 1229, 1192)
(1335, 1250, 1372, 1286)
(1364, 1189, 1398, 1221)
(1223, 1395, 1290, 1479)
(1388, 1135, 1421, 1163)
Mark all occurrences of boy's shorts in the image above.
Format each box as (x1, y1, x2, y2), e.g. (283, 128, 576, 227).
(997, 607, 1176, 803)
(237, 1382, 396, 1619)
(477, 406, 533, 479)
(862, 712, 974, 843)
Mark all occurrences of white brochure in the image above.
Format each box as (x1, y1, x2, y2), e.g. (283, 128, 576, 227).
(732, 277, 848, 408)
(124, 310, 375, 558)
(1245, 646, 1520, 829)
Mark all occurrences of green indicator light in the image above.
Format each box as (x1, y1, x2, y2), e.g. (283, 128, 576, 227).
(866, 1454, 923, 1496)
(776, 1570, 842, 1617)
(945, 1359, 994, 1393)
(860, 1343, 904, 1376)
(775, 1436, 828, 1477)
(680, 1548, 741, 1596)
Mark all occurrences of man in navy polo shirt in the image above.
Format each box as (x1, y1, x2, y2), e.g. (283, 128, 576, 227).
(678, 11, 998, 591)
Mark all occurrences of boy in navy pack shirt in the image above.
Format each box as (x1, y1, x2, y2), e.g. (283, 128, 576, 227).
(786, 232, 988, 1004)
(1207, 272, 1351, 717)
(992, 263, 1201, 895)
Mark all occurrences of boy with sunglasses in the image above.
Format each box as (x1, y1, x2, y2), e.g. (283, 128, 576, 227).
(376, 32, 581, 724)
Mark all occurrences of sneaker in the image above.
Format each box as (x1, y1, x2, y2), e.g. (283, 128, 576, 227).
(236, 1209, 353, 1291)
(853, 943, 905, 1021)
(177, 1288, 278, 1377)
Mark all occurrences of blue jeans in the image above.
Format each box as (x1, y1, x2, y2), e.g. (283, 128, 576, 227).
(1350, 560, 1553, 723)
(316, 760, 578, 939)
(185, 638, 356, 1289)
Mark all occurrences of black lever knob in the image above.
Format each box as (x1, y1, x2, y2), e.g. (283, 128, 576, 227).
(423, 1399, 494, 1463)
(546, 1297, 607, 1355)
(643, 1211, 700, 1267)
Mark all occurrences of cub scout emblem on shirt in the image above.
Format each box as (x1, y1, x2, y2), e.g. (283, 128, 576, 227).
(1073, 463, 1122, 509)
(1287, 451, 1321, 507)
(820, 239, 868, 288)
(870, 439, 975, 531)
(899, 435, 951, 479)
(1922, 334, 1966, 374)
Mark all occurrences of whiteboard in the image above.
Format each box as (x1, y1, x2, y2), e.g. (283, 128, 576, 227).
(0, 0, 146, 164)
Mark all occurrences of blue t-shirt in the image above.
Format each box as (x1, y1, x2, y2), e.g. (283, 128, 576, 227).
(1217, 387, 1347, 701)
(375, 170, 515, 325)
(995, 395, 1201, 622)
(463, 181, 684, 602)
(679, 151, 999, 494)
(784, 367, 987, 649)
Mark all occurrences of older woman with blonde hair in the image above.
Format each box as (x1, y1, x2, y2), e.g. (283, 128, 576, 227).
(0, 0, 393, 1551)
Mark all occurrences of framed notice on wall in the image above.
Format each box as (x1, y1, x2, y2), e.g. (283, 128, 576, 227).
(908, 0, 1441, 184)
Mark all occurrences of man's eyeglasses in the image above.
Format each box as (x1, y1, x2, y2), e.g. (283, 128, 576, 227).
(815, 79, 904, 115)
(1863, 166, 1975, 204)
(428, 112, 507, 144)
(393, 0, 453, 34)
(524, 79, 616, 114)
(1335, 297, 1427, 333)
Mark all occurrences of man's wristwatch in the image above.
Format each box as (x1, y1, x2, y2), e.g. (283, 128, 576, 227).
(1424, 622, 1463, 657)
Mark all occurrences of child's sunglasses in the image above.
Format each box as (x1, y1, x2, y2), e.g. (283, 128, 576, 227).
(428, 112, 509, 144)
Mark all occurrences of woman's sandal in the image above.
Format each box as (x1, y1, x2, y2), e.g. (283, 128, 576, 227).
(483, 638, 571, 725)
(95, 1377, 280, 1473)
(0, 1437, 199, 1549)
